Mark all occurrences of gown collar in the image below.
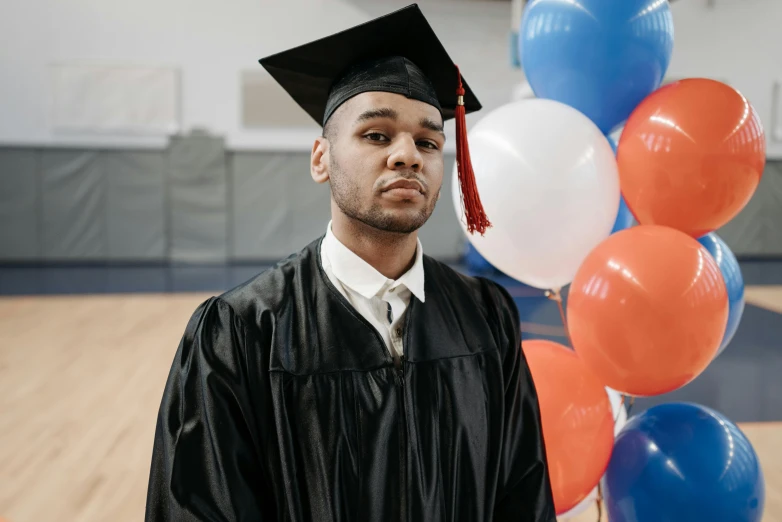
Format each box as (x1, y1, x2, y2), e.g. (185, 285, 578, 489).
(321, 221, 426, 303)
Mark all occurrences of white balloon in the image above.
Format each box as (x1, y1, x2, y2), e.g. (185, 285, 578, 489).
(557, 387, 628, 520)
(452, 98, 620, 290)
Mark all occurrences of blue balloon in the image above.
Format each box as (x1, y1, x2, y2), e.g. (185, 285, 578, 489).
(611, 197, 634, 235)
(520, 0, 674, 134)
(463, 243, 495, 273)
(605, 403, 765, 522)
(698, 233, 745, 354)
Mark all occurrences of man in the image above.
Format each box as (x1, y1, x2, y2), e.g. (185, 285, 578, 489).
(145, 4, 555, 521)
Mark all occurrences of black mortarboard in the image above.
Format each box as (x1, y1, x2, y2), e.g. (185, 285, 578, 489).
(258, 3, 491, 234)
(258, 4, 481, 125)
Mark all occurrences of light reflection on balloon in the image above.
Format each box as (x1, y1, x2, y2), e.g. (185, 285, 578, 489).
(618, 78, 765, 237)
(630, 0, 667, 21)
(520, 0, 673, 134)
(558, 388, 627, 520)
(522, 340, 615, 514)
(567, 225, 728, 397)
(605, 403, 764, 521)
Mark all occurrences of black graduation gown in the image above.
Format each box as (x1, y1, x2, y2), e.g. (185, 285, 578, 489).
(145, 237, 556, 521)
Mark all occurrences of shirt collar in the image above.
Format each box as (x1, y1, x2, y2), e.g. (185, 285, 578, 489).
(322, 221, 426, 303)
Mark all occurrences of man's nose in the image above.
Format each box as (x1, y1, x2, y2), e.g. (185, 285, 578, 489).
(387, 135, 423, 172)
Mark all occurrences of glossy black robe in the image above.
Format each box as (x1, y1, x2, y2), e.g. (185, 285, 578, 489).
(145, 237, 556, 521)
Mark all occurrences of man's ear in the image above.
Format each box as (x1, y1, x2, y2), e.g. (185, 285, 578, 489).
(311, 137, 330, 184)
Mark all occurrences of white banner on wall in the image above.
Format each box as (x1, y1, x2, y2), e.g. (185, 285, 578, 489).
(50, 64, 180, 135)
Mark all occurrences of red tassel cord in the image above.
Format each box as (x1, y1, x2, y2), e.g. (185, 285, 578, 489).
(454, 65, 491, 235)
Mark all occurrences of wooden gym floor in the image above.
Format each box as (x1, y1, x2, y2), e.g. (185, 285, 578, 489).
(0, 284, 780, 521)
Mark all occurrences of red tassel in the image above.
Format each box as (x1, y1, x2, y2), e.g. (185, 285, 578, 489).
(454, 65, 491, 235)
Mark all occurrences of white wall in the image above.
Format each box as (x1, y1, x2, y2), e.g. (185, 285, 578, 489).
(1, 0, 779, 156)
(0, 0, 371, 150)
(667, 0, 782, 158)
(0, 0, 521, 152)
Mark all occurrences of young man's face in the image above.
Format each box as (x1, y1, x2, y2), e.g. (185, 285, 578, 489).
(313, 91, 446, 234)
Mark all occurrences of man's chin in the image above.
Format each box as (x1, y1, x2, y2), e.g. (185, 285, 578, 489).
(361, 210, 430, 235)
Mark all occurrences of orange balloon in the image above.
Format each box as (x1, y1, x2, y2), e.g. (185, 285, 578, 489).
(523, 339, 614, 515)
(617, 78, 765, 237)
(567, 225, 728, 397)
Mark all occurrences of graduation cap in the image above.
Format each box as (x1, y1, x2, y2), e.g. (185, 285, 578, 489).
(258, 3, 491, 235)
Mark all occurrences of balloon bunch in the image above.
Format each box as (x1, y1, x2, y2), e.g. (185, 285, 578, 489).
(453, 0, 766, 520)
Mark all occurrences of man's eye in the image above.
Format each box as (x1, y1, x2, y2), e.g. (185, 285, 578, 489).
(418, 141, 439, 150)
(365, 133, 388, 142)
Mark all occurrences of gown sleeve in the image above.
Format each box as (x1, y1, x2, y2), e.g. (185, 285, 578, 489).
(145, 297, 275, 521)
(489, 283, 557, 522)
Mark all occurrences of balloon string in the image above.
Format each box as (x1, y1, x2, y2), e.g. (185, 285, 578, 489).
(545, 288, 572, 347)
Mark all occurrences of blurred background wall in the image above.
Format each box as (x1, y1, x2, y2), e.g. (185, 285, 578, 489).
(0, 0, 780, 264)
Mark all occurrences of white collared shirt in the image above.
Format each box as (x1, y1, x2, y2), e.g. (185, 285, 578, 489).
(320, 222, 426, 362)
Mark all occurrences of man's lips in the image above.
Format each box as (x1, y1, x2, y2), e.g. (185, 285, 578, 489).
(382, 179, 424, 194)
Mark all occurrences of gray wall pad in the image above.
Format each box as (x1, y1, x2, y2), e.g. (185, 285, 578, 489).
(0, 149, 39, 260)
(105, 151, 167, 260)
(718, 162, 782, 256)
(41, 150, 107, 259)
(0, 142, 780, 262)
(168, 134, 228, 262)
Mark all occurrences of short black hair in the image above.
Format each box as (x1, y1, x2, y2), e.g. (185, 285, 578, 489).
(322, 113, 337, 142)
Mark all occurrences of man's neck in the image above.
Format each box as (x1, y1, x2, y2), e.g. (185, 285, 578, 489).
(330, 213, 419, 281)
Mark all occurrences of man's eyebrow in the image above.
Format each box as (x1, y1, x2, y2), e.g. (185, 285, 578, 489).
(419, 117, 445, 137)
(355, 108, 445, 138)
(355, 107, 398, 124)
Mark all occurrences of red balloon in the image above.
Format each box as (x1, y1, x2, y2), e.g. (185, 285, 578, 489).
(567, 225, 729, 397)
(617, 78, 765, 237)
(523, 340, 614, 514)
